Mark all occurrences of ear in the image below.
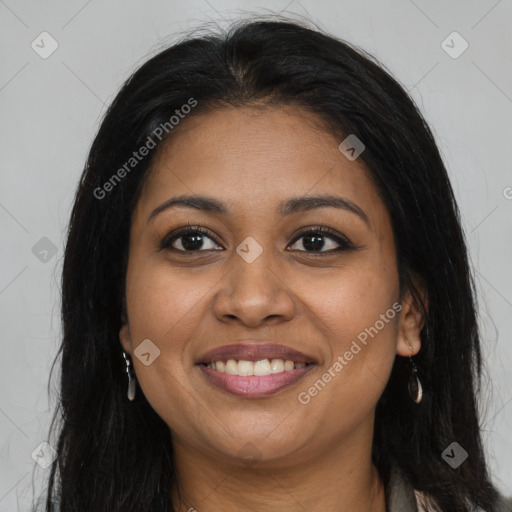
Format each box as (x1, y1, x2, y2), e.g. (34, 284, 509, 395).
(396, 275, 428, 357)
(119, 310, 133, 355)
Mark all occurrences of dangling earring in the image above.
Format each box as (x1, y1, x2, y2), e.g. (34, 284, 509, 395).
(406, 344, 422, 404)
(122, 351, 137, 401)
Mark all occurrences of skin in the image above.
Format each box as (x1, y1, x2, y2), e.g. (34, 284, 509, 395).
(119, 104, 426, 512)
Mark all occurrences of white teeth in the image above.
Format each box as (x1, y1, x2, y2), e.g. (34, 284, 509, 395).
(237, 360, 254, 376)
(254, 359, 272, 376)
(208, 358, 308, 376)
(270, 358, 284, 373)
(225, 359, 238, 375)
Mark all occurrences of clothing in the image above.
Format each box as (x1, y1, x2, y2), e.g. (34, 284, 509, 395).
(385, 467, 418, 512)
(386, 467, 512, 512)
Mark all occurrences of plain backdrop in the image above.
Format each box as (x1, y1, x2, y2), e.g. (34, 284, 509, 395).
(0, 0, 511, 510)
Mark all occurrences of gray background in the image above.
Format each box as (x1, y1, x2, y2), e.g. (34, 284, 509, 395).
(0, 0, 511, 510)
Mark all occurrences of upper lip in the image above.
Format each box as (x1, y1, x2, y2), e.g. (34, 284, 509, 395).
(196, 342, 317, 364)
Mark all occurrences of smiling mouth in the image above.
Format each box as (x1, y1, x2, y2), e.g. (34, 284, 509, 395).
(198, 358, 315, 376)
(196, 359, 316, 398)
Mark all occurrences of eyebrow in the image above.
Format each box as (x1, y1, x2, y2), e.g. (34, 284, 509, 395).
(147, 194, 369, 225)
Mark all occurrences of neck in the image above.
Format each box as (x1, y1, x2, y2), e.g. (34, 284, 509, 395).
(170, 424, 386, 512)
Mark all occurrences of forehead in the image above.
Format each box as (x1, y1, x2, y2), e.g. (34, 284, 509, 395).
(136, 105, 385, 227)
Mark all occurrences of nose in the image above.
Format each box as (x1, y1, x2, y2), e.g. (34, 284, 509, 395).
(212, 246, 296, 328)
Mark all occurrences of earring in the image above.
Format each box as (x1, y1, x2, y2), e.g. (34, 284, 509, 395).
(406, 345, 422, 404)
(122, 351, 137, 401)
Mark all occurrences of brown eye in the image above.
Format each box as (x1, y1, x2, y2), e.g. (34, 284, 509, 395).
(160, 225, 223, 252)
(287, 226, 354, 253)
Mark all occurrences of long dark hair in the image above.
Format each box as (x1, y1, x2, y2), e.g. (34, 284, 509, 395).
(40, 16, 502, 512)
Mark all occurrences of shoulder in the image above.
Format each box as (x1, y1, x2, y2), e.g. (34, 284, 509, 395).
(386, 466, 418, 512)
(415, 489, 512, 512)
(387, 465, 512, 512)
(493, 494, 512, 512)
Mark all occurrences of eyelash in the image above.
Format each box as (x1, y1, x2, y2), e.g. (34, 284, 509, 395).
(159, 223, 356, 255)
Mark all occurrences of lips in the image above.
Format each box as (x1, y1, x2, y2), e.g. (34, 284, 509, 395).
(195, 342, 317, 398)
(195, 342, 317, 365)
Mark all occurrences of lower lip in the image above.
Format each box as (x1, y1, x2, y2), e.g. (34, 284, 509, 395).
(197, 364, 316, 398)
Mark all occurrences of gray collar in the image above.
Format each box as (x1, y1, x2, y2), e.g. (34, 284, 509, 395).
(385, 466, 419, 512)
(385, 467, 512, 512)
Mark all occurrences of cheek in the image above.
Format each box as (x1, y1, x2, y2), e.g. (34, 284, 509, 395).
(123, 261, 207, 396)
(302, 256, 399, 408)
(125, 259, 211, 345)
(123, 265, 207, 435)
(313, 253, 399, 346)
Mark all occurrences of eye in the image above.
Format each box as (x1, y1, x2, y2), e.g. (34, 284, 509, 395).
(287, 226, 354, 253)
(159, 224, 223, 252)
(160, 224, 355, 254)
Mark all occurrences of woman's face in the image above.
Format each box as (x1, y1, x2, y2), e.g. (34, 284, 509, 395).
(120, 104, 420, 468)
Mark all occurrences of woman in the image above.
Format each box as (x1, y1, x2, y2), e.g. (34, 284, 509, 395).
(40, 16, 511, 512)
